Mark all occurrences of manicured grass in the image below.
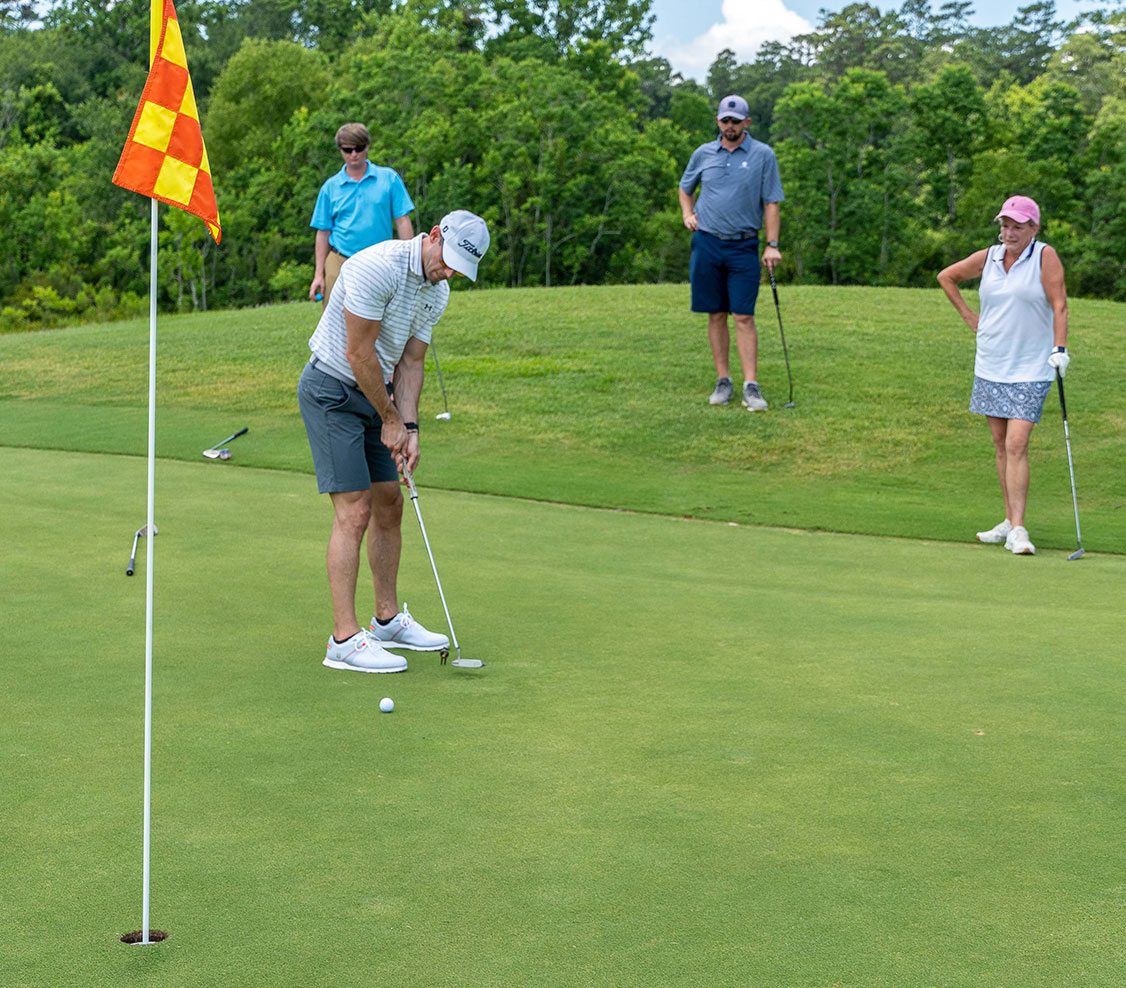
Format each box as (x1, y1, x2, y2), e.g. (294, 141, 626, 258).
(0, 283, 1122, 552)
(3, 448, 1125, 988)
(2, 285, 1124, 985)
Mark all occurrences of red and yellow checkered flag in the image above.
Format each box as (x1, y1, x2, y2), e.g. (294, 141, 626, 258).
(113, 0, 220, 243)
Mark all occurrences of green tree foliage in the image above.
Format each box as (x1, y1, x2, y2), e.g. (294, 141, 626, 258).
(5, 0, 1126, 330)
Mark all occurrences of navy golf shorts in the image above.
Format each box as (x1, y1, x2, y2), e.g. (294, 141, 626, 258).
(298, 360, 400, 493)
(690, 230, 761, 315)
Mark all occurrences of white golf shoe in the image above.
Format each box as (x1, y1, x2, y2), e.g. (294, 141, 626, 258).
(323, 630, 407, 673)
(976, 519, 1012, 543)
(369, 604, 450, 652)
(1005, 526, 1036, 555)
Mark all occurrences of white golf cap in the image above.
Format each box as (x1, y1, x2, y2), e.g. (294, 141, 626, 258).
(439, 210, 490, 281)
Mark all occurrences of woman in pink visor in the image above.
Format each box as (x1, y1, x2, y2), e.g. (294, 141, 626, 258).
(937, 195, 1070, 556)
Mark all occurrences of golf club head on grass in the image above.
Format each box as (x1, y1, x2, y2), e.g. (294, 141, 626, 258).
(435, 411, 451, 421)
(126, 523, 158, 576)
(203, 427, 248, 458)
(1068, 548, 1086, 561)
(450, 656, 484, 669)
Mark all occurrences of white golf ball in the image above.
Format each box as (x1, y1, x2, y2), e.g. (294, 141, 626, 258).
(379, 697, 394, 713)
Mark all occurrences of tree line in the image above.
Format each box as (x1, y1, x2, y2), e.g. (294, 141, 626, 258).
(2, 0, 1125, 330)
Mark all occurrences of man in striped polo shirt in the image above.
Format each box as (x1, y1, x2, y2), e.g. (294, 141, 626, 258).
(298, 210, 490, 673)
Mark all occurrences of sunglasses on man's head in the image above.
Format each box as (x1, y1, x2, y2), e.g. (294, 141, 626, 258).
(338, 145, 366, 154)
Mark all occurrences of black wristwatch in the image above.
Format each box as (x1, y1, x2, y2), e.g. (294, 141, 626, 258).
(766, 240, 780, 248)
(1052, 346, 1067, 353)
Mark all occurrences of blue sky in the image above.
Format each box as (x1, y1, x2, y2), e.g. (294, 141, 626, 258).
(648, 0, 1103, 80)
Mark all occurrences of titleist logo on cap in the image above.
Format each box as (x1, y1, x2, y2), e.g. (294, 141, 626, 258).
(443, 222, 483, 257)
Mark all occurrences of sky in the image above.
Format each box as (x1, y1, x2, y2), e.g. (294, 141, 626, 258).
(648, 0, 1104, 80)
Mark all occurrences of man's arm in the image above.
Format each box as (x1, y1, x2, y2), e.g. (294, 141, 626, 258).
(762, 201, 781, 272)
(678, 187, 698, 231)
(310, 228, 330, 300)
(343, 308, 408, 460)
(391, 336, 427, 473)
(394, 214, 414, 240)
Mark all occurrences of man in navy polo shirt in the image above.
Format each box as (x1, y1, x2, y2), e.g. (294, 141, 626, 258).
(679, 95, 785, 411)
(308, 123, 415, 308)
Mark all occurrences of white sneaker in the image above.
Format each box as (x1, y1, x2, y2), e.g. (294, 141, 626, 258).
(976, 519, 1012, 543)
(323, 630, 407, 673)
(1005, 526, 1036, 555)
(369, 603, 450, 652)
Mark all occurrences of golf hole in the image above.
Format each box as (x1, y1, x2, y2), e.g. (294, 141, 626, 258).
(120, 930, 169, 944)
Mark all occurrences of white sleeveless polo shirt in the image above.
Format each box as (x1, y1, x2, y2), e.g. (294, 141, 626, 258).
(974, 240, 1054, 383)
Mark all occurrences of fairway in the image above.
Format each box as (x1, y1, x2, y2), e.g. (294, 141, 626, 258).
(3, 447, 1125, 988)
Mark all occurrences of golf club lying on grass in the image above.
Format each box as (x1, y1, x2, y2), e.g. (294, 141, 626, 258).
(1055, 369, 1085, 560)
(768, 268, 796, 408)
(430, 339, 451, 420)
(126, 523, 158, 576)
(203, 426, 248, 459)
(402, 469, 482, 668)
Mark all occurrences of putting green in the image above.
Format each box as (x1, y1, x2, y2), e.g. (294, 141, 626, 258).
(3, 448, 1124, 988)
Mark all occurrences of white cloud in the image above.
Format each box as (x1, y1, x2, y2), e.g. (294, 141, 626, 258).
(651, 0, 813, 82)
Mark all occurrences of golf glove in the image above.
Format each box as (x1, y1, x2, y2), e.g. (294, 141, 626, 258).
(1048, 347, 1070, 377)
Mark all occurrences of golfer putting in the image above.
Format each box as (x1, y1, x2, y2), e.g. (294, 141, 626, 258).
(297, 210, 490, 672)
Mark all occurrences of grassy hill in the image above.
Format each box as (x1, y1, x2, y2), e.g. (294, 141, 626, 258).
(1, 282, 1122, 553)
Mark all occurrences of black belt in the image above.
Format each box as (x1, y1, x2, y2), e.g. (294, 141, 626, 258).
(707, 230, 758, 242)
(329, 245, 350, 258)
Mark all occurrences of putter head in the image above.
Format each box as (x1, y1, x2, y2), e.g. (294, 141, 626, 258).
(450, 657, 484, 669)
(783, 401, 796, 409)
(435, 412, 451, 420)
(1067, 548, 1086, 560)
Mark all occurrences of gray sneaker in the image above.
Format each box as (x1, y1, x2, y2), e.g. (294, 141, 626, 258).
(742, 381, 769, 411)
(709, 377, 734, 405)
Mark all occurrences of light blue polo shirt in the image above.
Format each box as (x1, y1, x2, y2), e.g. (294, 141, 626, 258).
(310, 161, 415, 257)
(679, 135, 785, 238)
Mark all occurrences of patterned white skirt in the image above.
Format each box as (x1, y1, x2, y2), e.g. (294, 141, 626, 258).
(969, 376, 1051, 423)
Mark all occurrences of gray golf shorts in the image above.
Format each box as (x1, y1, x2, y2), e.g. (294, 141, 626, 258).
(298, 360, 399, 493)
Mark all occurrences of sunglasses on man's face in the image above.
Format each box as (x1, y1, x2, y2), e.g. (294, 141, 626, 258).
(720, 117, 742, 124)
(338, 145, 366, 154)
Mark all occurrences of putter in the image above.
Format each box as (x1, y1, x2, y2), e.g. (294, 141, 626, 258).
(203, 426, 248, 459)
(1055, 370, 1085, 560)
(768, 269, 796, 408)
(402, 470, 482, 668)
(126, 523, 158, 576)
(430, 340, 451, 420)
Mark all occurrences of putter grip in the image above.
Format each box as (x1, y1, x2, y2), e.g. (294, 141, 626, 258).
(127, 561, 135, 576)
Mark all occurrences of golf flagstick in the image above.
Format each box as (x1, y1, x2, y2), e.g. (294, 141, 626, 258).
(402, 470, 483, 668)
(768, 268, 796, 408)
(1055, 369, 1085, 560)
